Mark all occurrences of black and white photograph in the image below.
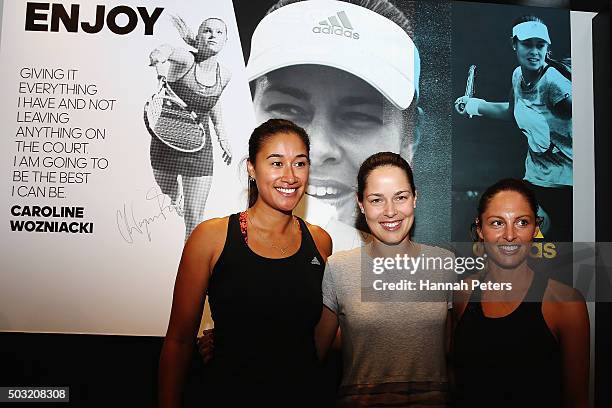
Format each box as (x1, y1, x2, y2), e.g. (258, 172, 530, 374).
(233, 0, 453, 250)
(146, 16, 234, 241)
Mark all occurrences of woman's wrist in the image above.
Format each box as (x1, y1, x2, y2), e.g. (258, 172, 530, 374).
(465, 98, 485, 117)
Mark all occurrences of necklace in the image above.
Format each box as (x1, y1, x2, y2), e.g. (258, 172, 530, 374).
(247, 211, 298, 255)
(521, 66, 543, 89)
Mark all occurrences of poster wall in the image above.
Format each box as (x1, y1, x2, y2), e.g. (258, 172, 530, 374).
(0, 0, 594, 336)
(0, 0, 254, 335)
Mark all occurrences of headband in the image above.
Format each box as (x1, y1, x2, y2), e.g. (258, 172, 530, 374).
(512, 21, 551, 44)
(246, 0, 420, 110)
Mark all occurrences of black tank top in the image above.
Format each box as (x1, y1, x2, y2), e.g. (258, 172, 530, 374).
(206, 213, 325, 405)
(453, 272, 562, 408)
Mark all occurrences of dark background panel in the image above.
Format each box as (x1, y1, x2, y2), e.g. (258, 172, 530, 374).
(0, 333, 163, 407)
(0, 332, 341, 407)
(451, 1, 571, 241)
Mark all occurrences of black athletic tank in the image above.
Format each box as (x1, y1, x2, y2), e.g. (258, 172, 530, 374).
(205, 212, 325, 405)
(453, 272, 562, 408)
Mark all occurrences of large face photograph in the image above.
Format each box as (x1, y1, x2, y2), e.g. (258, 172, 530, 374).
(233, 0, 452, 250)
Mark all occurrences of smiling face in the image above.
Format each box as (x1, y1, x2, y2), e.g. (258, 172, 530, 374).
(247, 131, 310, 213)
(477, 190, 539, 270)
(197, 19, 227, 56)
(253, 64, 418, 225)
(515, 38, 549, 72)
(358, 166, 416, 246)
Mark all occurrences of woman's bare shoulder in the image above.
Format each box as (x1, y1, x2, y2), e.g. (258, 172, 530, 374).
(542, 278, 589, 337)
(186, 216, 230, 251)
(544, 278, 585, 303)
(303, 220, 332, 259)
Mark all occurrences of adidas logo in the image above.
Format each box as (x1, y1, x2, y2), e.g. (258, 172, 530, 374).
(310, 257, 321, 265)
(312, 11, 359, 39)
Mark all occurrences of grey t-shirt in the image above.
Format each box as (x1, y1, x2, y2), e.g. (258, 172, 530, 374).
(322, 243, 454, 405)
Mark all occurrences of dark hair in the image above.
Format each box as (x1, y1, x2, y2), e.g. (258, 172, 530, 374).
(247, 119, 310, 207)
(473, 178, 540, 240)
(511, 15, 571, 80)
(357, 152, 416, 202)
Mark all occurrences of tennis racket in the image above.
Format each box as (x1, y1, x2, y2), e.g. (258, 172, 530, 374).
(458, 65, 477, 113)
(144, 73, 206, 153)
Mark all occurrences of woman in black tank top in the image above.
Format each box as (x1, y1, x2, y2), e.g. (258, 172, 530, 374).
(452, 179, 589, 408)
(158, 120, 332, 408)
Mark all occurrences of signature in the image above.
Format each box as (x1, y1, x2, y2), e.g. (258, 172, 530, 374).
(116, 187, 180, 243)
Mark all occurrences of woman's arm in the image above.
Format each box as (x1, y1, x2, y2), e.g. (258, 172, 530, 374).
(475, 101, 513, 120)
(209, 102, 228, 143)
(312, 229, 336, 361)
(158, 219, 224, 408)
(149, 45, 194, 82)
(208, 66, 232, 141)
(557, 300, 590, 408)
(454, 96, 513, 121)
(315, 306, 339, 360)
(544, 282, 590, 408)
(554, 95, 572, 119)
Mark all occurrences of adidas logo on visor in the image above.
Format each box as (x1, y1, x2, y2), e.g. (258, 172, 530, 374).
(312, 11, 359, 39)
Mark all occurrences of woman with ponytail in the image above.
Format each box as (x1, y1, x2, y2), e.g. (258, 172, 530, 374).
(148, 16, 233, 241)
(452, 179, 588, 408)
(454, 16, 573, 243)
(159, 119, 332, 407)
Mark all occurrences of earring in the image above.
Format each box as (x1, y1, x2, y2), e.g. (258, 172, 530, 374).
(248, 176, 255, 182)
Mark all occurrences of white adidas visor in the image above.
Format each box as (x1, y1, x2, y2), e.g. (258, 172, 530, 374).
(512, 21, 551, 44)
(246, 0, 420, 110)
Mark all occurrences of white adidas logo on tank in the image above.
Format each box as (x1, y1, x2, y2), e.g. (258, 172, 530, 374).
(312, 10, 359, 39)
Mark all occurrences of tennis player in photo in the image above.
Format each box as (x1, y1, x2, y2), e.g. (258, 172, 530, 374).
(147, 16, 233, 241)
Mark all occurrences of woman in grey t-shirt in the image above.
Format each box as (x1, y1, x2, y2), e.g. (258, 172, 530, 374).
(316, 152, 454, 407)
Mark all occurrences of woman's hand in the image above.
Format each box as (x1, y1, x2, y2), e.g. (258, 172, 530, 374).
(149, 45, 172, 67)
(197, 329, 215, 364)
(454, 96, 470, 115)
(454, 96, 484, 117)
(218, 139, 232, 165)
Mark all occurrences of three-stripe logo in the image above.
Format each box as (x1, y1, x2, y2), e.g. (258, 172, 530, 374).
(312, 11, 360, 39)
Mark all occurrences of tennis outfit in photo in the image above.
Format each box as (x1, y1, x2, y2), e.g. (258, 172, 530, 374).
(322, 244, 454, 407)
(511, 65, 572, 188)
(512, 65, 573, 242)
(150, 60, 228, 177)
(205, 212, 325, 406)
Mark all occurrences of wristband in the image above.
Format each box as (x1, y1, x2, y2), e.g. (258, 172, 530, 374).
(465, 98, 484, 117)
